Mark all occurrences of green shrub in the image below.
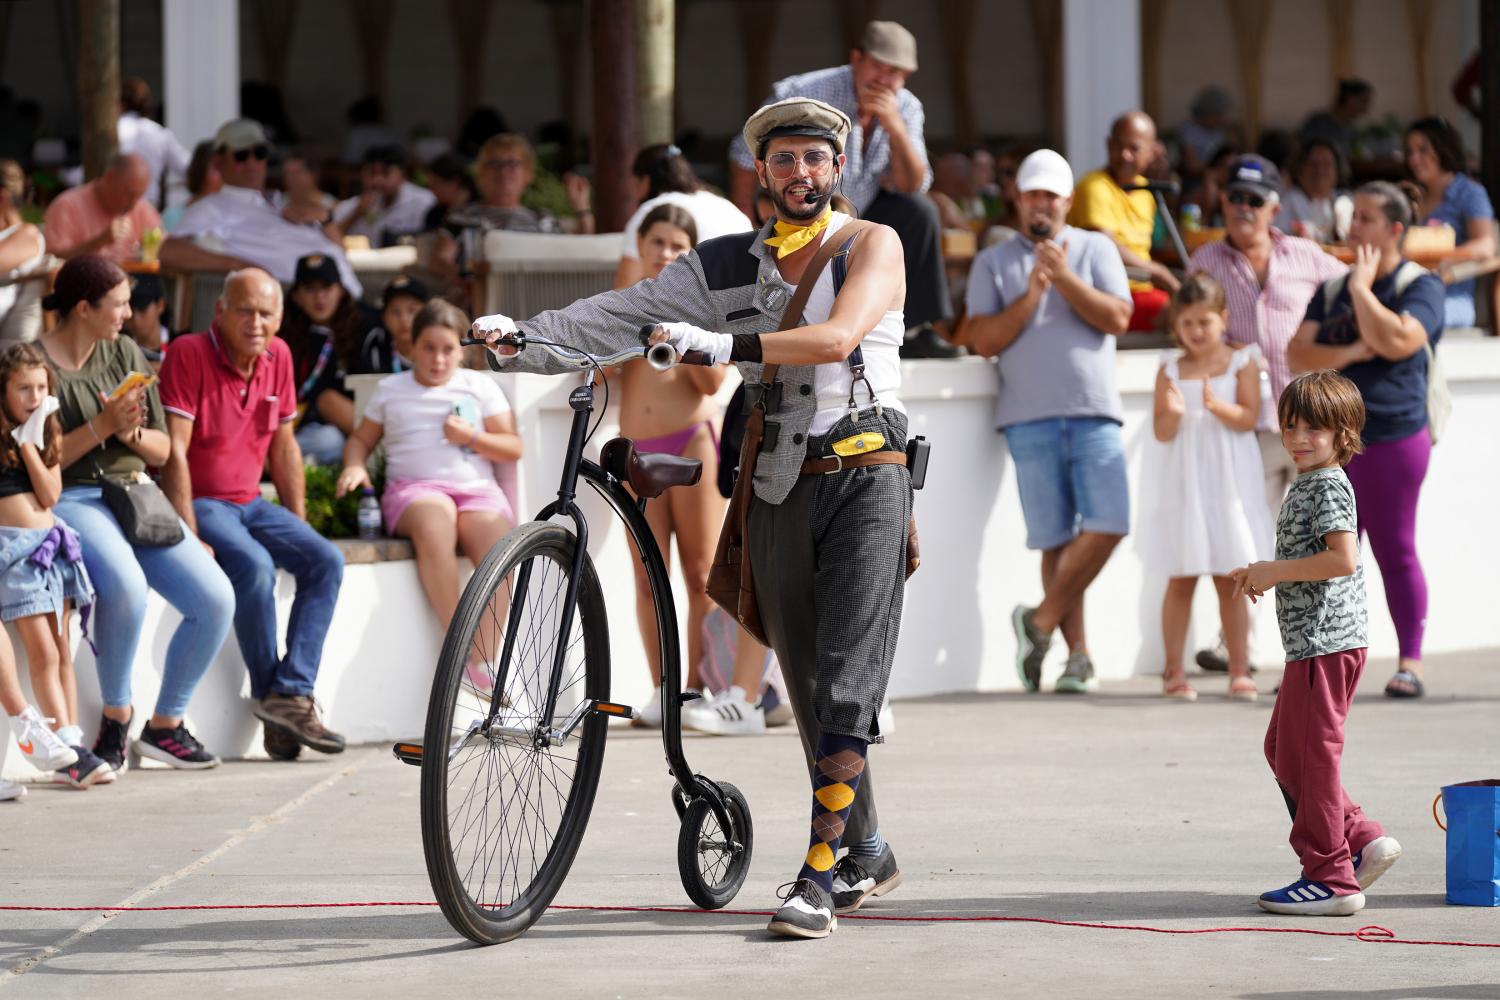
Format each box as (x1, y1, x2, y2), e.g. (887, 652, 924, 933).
(280, 461, 384, 539)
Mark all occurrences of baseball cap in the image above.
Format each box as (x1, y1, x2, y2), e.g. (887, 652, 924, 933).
(743, 97, 853, 158)
(1225, 154, 1281, 199)
(381, 275, 429, 309)
(1016, 149, 1074, 197)
(213, 118, 269, 152)
(293, 253, 341, 288)
(860, 21, 918, 73)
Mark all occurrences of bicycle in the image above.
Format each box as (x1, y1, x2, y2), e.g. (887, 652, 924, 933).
(392, 330, 753, 945)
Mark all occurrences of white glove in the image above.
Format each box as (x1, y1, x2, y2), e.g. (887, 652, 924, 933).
(471, 313, 521, 362)
(11, 396, 58, 448)
(655, 322, 733, 365)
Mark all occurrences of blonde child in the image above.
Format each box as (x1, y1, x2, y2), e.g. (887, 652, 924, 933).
(0, 343, 102, 788)
(1140, 273, 1271, 700)
(1233, 370, 1400, 915)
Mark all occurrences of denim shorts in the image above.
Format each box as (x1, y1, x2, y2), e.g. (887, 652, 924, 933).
(0, 521, 95, 622)
(1003, 417, 1130, 551)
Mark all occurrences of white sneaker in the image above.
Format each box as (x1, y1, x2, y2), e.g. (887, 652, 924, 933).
(0, 777, 24, 802)
(632, 689, 663, 728)
(682, 687, 766, 736)
(1354, 836, 1403, 890)
(10, 707, 79, 772)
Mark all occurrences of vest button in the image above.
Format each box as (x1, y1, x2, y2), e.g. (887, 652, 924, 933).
(793, 433, 804, 445)
(799, 384, 811, 395)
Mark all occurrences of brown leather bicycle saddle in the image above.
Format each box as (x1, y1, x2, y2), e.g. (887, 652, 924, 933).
(600, 437, 702, 499)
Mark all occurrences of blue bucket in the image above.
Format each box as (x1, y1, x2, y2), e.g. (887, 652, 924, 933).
(1438, 780, 1500, 907)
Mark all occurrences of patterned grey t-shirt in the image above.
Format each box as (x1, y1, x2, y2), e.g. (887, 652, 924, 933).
(1275, 466, 1367, 661)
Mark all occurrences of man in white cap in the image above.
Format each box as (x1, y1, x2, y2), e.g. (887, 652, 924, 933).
(963, 149, 1133, 696)
(477, 96, 914, 940)
(728, 21, 958, 358)
(160, 119, 360, 298)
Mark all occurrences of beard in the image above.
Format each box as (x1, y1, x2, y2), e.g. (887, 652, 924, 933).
(769, 172, 838, 222)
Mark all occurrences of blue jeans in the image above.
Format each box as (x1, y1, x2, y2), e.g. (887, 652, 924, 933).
(296, 422, 346, 466)
(193, 497, 344, 700)
(56, 487, 235, 719)
(1003, 417, 1130, 551)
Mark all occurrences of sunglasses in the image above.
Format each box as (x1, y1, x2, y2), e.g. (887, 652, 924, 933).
(231, 145, 270, 163)
(1227, 190, 1267, 209)
(765, 150, 835, 179)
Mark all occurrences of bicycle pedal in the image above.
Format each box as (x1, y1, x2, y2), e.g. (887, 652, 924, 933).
(591, 701, 638, 720)
(392, 740, 424, 766)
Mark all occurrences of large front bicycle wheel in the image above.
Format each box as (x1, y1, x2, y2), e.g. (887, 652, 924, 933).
(420, 521, 610, 944)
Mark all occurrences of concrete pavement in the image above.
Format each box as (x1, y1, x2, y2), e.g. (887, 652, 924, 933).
(2, 648, 1498, 998)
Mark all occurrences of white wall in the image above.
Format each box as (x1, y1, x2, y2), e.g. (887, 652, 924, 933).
(4, 340, 1496, 780)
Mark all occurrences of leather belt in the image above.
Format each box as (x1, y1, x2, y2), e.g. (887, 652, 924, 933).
(799, 451, 908, 475)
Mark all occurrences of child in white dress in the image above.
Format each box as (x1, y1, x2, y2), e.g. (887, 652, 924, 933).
(1141, 273, 1272, 700)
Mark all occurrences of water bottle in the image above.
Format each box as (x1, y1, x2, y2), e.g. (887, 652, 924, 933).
(357, 488, 381, 540)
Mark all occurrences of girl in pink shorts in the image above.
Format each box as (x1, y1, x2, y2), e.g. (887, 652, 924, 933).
(337, 299, 522, 685)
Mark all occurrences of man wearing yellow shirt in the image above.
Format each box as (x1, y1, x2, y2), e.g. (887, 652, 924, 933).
(1068, 110, 1180, 331)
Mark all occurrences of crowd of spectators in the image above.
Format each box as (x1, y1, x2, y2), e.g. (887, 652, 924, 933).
(0, 37, 1495, 802)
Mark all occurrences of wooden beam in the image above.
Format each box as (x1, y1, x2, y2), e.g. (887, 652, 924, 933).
(547, 0, 585, 131)
(78, 0, 120, 182)
(1227, 0, 1274, 147)
(936, 0, 977, 148)
(448, 0, 494, 120)
(591, 0, 638, 231)
(1028, 0, 1063, 149)
(1139, 0, 1170, 123)
(835, 0, 879, 58)
(347, 0, 396, 110)
(1404, 0, 1435, 116)
(1326, 0, 1354, 82)
(637, 0, 674, 145)
(735, 0, 781, 113)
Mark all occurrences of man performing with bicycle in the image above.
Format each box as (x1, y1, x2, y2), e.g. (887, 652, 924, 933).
(477, 98, 914, 940)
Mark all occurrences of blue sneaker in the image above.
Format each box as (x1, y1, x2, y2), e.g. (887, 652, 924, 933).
(1352, 836, 1402, 890)
(1257, 878, 1364, 916)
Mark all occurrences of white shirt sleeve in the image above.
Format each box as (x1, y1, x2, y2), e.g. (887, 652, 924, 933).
(468, 371, 512, 418)
(619, 199, 653, 260)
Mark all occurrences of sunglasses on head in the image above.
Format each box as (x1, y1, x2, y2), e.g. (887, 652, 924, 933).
(1227, 190, 1267, 209)
(231, 145, 270, 163)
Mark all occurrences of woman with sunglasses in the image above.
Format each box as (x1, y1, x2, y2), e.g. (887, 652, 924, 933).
(1404, 116, 1495, 329)
(1286, 182, 1446, 699)
(159, 119, 358, 295)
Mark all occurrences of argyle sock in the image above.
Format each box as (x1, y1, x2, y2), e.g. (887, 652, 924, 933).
(844, 828, 887, 861)
(798, 732, 868, 892)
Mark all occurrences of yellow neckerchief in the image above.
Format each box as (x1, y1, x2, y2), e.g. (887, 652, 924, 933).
(763, 206, 833, 259)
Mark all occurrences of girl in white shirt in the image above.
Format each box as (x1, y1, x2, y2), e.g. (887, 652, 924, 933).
(337, 299, 522, 686)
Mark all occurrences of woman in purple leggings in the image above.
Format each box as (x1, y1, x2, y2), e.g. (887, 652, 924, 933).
(1287, 181, 1447, 698)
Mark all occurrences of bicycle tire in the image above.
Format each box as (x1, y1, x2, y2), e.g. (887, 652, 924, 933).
(676, 781, 753, 910)
(420, 521, 610, 945)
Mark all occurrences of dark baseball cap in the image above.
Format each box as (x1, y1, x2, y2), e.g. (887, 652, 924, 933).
(293, 253, 341, 287)
(1225, 155, 1281, 199)
(381, 274, 429, 309)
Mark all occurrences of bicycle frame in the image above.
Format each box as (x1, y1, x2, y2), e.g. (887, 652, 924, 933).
(485, 371, 736, 835)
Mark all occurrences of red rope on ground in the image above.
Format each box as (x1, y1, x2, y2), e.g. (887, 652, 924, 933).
(2, 901, 1496, 948)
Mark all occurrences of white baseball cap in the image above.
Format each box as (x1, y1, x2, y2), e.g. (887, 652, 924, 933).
(1016, 149, 1074, 197)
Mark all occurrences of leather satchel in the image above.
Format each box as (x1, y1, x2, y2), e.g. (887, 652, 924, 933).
(706, 221, 875, 645)
(100, 471, 185, 548)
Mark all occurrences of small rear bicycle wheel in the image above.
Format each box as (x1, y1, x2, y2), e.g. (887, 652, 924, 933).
(420, 521, 610, 945)
(677, 781, 753, 909)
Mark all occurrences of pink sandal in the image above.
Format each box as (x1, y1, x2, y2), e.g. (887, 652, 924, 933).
(1162, 671, 1198, 702)
(1229, 676, 1259, 701)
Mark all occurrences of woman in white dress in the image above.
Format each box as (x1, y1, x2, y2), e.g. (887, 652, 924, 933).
(1141, 273, 1272, 700)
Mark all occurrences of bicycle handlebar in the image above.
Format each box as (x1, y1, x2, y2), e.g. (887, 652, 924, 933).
(459, 326, 714, 371)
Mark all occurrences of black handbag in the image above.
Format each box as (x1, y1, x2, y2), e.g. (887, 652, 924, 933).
(100, 472, 185, 548)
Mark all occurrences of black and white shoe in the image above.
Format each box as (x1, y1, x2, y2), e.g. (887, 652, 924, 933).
(681, 686, 766, 735)
(92, 713, 132, 773)
(830, 845, 903, 914)
(767, 879, 836, 939)
(135, 723, 221, 769)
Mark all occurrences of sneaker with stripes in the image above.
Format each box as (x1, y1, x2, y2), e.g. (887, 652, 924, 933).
(53, 746, 115, 789)
(135, 723, 221, 769)
(1257, 878, 1365, 916)
(681, 686, 765, 736)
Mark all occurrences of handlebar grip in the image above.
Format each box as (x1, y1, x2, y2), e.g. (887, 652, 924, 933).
(678, 350, 714, 366)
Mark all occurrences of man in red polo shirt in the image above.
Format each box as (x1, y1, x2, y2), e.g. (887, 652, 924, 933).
(160, 268, 346, 756)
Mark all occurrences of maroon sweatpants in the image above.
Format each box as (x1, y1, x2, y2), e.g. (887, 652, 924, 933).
(1263, 647, 1385, 894)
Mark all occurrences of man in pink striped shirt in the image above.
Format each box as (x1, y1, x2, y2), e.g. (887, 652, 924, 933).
(1188, 155, 1346, 674)
(1187, 155, 1347, 513)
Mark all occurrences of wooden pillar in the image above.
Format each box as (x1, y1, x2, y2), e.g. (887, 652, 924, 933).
(735, 1, 781, 112)
(348, 0, 396, 109)
(637, 0, 674, 146)
(1139, 0, 1169, 123)
(1326, 0, 1354, 83)
(1481, 1, 1500, 202)
(1029, 0, 1063, 150)
(936, 0, 977, 148)
(1404, 0, 1435, 117)
(252, 0, 299, 91)
(548, 0, 585, 135)
(78, 0, 121, 182)
(449, 0, 495, 119)
(1227, 0, 1274, 147)
(835, 0, 878, 56)
(591, 0, 638, 231)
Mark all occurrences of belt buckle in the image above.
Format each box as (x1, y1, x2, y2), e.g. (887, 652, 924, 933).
(822, 454, 844, 475)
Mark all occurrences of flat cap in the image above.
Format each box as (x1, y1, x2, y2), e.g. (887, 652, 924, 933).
(860, 21, 918, 73)
(213, 118, 268, 151)
(742, 97, 853, 159)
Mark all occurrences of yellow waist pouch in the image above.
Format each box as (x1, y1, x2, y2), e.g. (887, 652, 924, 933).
(831, 432, 886, 457)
